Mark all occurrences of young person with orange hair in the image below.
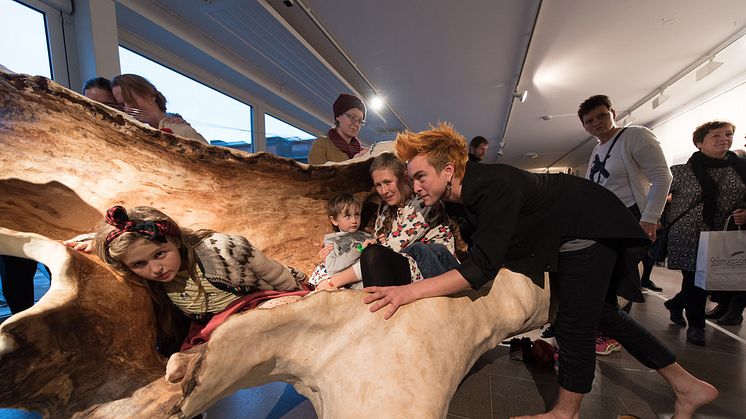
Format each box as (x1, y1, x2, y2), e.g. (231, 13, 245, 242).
(363, 122, 717, 419)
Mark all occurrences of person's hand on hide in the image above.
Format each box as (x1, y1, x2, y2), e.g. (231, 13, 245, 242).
(63, 236, 94, 253)
(363, 284, 418, 320)
(314, 279, 337, 291)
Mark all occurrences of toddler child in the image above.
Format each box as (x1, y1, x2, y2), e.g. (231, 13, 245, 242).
(309, 193, 374, 289)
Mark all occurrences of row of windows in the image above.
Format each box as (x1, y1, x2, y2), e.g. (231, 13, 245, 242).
(0, 0, 317, 162)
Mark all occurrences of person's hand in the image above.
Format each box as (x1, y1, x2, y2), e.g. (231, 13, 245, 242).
(314, 279, 337, 291)
(353, 148, 370, 159)
(640, 221, 657, 241)
(363, 284, 419, 320)
(318, 244, 333, 261)
(63, 238, 94, 253)
(731, 208, 745, 225)
(361, 238, 378, 248)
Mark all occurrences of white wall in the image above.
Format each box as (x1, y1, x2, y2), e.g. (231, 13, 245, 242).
(651, 77, 746, 165)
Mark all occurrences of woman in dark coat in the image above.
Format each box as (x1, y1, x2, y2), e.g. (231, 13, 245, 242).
(363, 123, 718, 419)
(664, 121, 746, 345)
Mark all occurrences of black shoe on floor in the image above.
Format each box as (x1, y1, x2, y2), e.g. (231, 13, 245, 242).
(687, 327, 706, 346)
(664, 299, 686, 327)
(640, 279, 663, 292)
(541, 324, 555, 338)
(716, 312, 743, 326)
(705, 303, 729, 319)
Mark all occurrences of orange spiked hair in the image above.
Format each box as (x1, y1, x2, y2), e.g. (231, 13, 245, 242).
(394, 122, 469, 179)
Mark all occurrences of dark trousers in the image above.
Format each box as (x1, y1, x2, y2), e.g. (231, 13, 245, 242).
(0, 255, 38, 314)
(361, 243, 459, 287)
(640, 253, 655, 283)
(361, 245, 412, 287)
(669, 270, 707, 328)
(553, 242, 675, 394)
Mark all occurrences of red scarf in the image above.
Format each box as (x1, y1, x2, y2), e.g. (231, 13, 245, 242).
(328, 128, 362, 159)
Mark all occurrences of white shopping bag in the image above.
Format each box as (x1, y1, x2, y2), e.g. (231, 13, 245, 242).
(695, 217, 746, 290)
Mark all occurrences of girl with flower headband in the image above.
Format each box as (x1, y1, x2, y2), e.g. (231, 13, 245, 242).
(94, 205, 306, 355)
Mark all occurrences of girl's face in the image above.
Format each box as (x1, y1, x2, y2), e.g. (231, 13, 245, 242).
(119, 238, 183, 282)
(698, 125, 734, 159)
(330, 205, 361, 233)
(112, 85, 160, 115)
(372, 168, 403, 207)
(408, 154, 452, 207)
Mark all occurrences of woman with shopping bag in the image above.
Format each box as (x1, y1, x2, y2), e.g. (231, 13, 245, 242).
(664, 121, 746, 346)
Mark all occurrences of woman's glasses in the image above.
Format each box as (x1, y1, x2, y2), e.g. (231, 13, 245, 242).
(344, 112, 366, 126)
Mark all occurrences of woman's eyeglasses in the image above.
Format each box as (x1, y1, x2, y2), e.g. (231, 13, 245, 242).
(344, 112, 366, 126)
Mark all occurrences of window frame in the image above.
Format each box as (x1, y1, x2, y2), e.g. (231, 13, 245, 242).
(8, 0, 72, 87)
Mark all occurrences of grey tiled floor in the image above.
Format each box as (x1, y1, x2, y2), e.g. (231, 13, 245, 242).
(2, 267, 744, 418)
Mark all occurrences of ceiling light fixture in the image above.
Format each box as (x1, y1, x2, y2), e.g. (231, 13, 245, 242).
(523, 152, 538, 159)
(695, 57, 723, 81)
(368, 95, 385, 112)
(652, 89, 670, 109)
(540, 113, 575, 121)
(512, 90, 528, 103)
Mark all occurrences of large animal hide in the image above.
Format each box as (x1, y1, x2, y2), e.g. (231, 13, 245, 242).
(0, 73, 550, 417)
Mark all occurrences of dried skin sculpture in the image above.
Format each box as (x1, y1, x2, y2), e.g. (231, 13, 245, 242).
(0, 73, 550, 417)
(174, 271, 549, 418)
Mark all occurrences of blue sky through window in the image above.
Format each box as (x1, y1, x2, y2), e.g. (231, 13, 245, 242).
(0, 0, 51, 78)
(265, 114, 315, 141)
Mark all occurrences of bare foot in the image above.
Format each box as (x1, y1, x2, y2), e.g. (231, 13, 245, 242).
(672, 376, 718, 419)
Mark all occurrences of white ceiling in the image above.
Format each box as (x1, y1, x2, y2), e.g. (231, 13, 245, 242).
(115, 0, 746, 169)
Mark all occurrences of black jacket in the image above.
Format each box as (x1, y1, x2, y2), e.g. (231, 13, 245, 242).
(455, 162, 648, 289)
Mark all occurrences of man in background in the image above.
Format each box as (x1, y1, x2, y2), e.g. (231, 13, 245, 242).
(579, 94, 672, 355)
(468, 136, 489, 162)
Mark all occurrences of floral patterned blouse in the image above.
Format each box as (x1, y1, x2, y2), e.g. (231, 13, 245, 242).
(374, 195, 455, 281)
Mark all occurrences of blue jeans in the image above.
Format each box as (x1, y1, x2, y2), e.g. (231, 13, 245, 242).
(401, 242, 459, 279)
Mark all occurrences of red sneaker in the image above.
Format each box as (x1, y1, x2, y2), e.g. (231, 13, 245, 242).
(595, 336, 622, 355)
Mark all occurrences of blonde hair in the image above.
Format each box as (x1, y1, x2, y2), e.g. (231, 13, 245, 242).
(94, 206, 210, 339)
(394, 122, 469, 179)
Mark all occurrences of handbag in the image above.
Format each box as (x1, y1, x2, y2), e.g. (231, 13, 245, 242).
(695, 215, 746, 290)
(648, 198, 702, 261)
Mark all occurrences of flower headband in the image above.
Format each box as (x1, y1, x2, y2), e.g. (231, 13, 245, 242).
(104, 205, 180, 248)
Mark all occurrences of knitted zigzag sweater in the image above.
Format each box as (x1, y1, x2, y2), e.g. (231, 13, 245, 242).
(194, 232, 302, 294)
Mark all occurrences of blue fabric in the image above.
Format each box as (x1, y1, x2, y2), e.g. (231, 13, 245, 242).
(401, 242, 459, 279)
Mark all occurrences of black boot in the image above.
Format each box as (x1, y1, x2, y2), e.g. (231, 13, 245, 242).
(687, 327, 706, 346)
(664, 299, 686, 327)
(717, 310, 744, 326)
(640, 278, 663, 292)
(705, 303, 729, 319)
